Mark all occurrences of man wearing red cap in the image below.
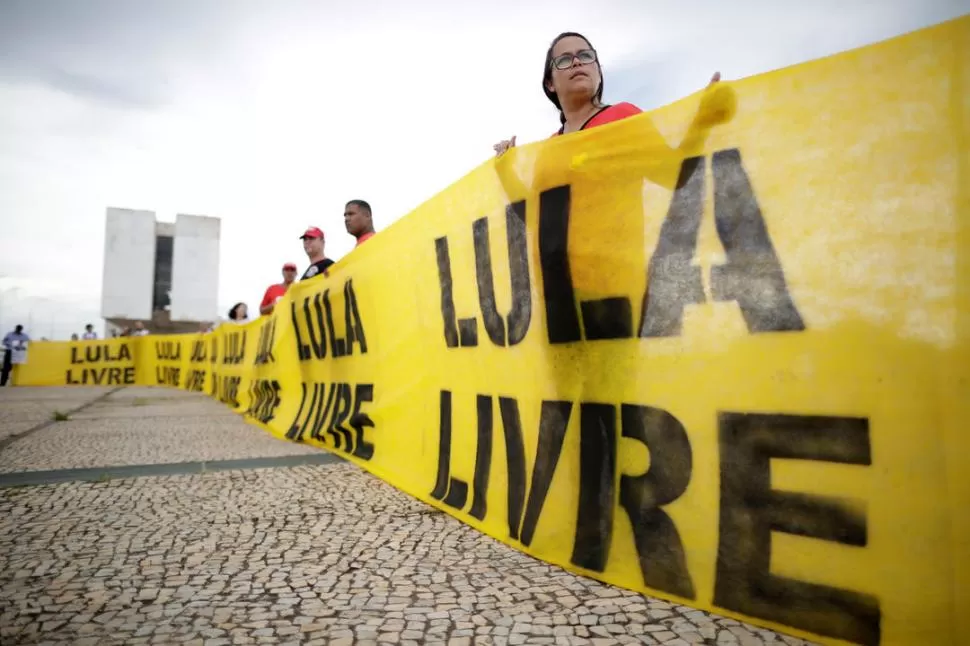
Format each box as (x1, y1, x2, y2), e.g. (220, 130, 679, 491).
(259, 262, 298, 316)
(300, 226, 334, 281)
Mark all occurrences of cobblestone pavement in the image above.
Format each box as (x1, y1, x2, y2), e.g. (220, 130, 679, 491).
(0, 387, 318, 473)
(0, 387, 816, 645)
(0, 386, 112, 441)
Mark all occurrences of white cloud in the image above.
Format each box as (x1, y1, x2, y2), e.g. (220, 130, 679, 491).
(0, 0, 964, 338)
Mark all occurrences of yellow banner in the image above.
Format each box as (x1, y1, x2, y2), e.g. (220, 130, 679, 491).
(14, 15, 969, 646)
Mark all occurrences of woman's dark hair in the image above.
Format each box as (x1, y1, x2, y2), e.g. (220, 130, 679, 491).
(542, 31, 604, 124)
(228, 302, 246, 321)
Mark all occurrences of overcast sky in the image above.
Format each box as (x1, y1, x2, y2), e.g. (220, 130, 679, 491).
(0, 0, 965, 339)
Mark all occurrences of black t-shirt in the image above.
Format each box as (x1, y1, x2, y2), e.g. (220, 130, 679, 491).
(301, 258, 335, 281)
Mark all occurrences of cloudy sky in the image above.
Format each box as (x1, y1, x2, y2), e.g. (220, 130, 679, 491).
(0, 0, 965, 339)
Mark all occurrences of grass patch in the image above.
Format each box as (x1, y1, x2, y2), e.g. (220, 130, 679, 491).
(132, 398, 149, 407)
(51, 410, 70, 422)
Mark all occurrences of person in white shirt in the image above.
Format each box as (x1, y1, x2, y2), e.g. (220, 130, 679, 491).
(1, 325, 30, 386)
(82, 324, 97, 340)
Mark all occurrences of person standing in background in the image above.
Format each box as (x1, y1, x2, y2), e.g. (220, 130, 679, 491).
(259, 262, 298, 315)
(227, 302, 249, 323)
(344, 199, 376, 247)
(299, 226, 334, 281)
(82, 324, 97, 340)
(1, 324, 30, 386)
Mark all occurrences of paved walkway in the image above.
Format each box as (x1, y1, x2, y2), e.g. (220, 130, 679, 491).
(0, 386, 814, 646)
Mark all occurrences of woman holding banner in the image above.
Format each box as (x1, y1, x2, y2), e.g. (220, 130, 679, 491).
(489, 31, 734, 434)
(493, 31, 727, 171)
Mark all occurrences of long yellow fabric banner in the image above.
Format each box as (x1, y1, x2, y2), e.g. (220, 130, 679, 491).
(14, 16, 969, 646)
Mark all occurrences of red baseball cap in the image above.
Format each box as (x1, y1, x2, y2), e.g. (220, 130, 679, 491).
(282, 262, 297, 271)
(300, 226, 324, 240)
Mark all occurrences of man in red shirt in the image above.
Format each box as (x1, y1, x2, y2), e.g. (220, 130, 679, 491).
(344, 199, 376, 246)
(259, 262, 298, 315)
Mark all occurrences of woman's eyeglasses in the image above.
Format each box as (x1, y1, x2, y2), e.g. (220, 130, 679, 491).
(551, 49, 597, 71)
